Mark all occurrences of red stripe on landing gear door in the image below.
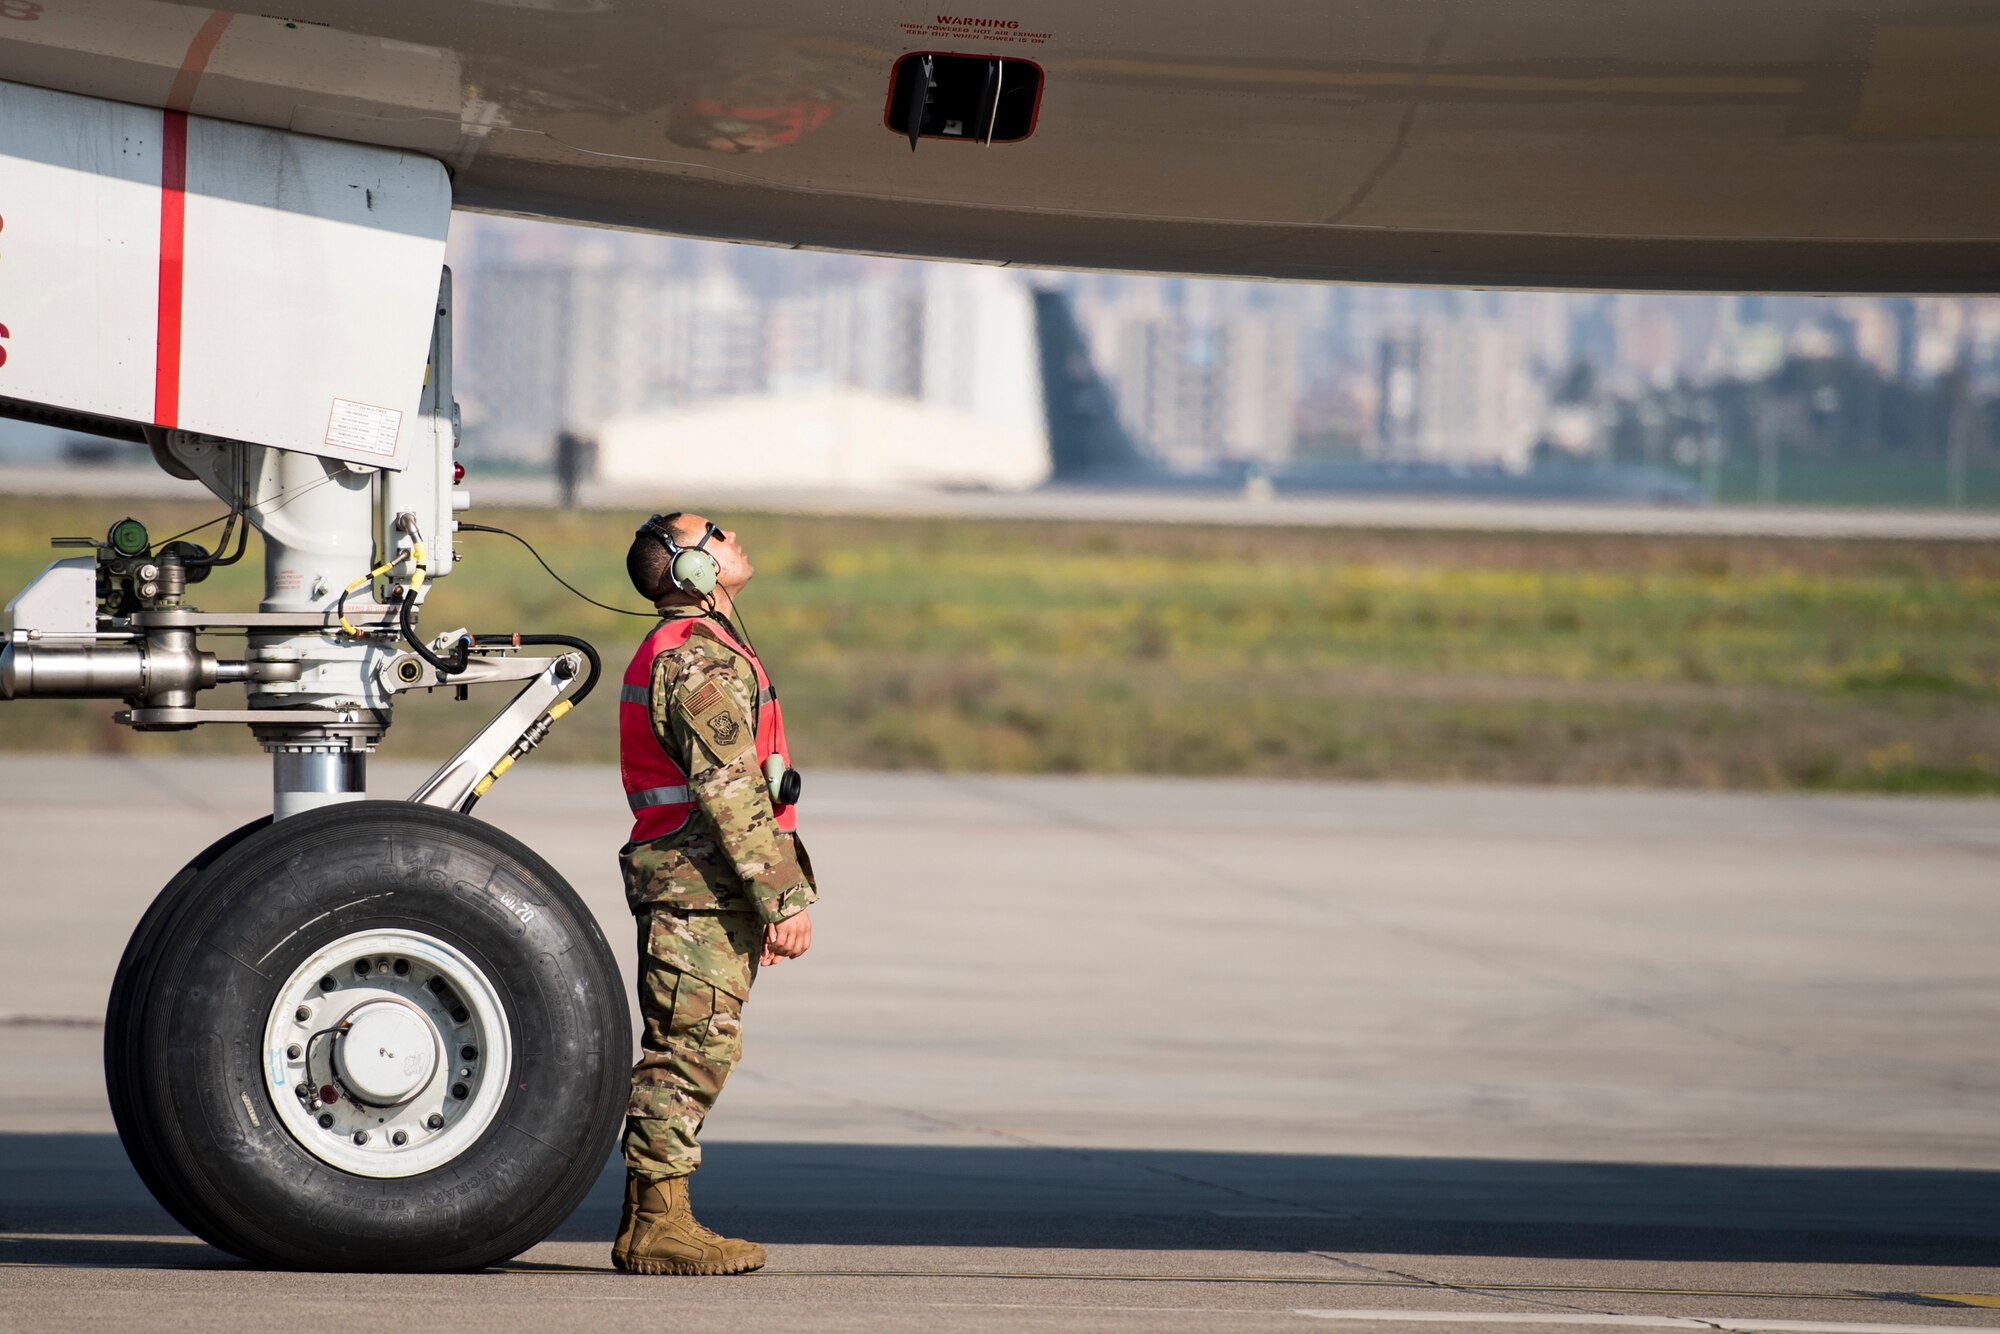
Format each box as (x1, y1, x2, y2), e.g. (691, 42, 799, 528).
(153, 11, 233, 427)
(153, 110, 187, 428)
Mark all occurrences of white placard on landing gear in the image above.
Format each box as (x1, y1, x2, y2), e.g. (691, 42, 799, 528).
(0, 78, 449, 470)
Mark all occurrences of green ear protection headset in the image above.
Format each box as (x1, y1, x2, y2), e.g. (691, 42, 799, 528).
(639, 513, 723, 598)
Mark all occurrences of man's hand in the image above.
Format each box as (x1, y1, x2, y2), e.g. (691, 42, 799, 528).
(761, 908, 812, 966)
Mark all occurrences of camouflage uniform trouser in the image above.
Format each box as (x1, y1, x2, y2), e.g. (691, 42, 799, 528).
(624, 908, 762, 1179)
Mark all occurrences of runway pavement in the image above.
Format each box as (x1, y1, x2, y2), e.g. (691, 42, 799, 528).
(1, 755, 1997, 1330)
(9, 462, 2000, 540)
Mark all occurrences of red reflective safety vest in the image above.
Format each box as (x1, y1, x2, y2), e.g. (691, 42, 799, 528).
(619, 615, 797, 844)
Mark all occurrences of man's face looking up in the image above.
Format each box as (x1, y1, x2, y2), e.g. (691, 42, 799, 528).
(669, 514, 754, 599)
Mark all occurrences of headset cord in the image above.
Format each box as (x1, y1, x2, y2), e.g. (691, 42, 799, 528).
(447, 519, 745, 712)
(456, 521, 657, 618)
(693, 592, 769, 737)
(693, 581, 757, 660)
(460, 516, 755, 667)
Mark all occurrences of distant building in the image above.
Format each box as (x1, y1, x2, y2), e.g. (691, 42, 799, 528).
(1374, 321, 1546, 470)
(1713, 323, 1786, 382)
(1098, 313, 1299, 468)
(595, 266, 1047, 494)
(920, 265, 1046, 446)
(444, 213, 2000, 476)
(766, 283, 923, 398)
(451, 221, 1039, 477)
(458, 259, 572, 459)
(1214, 316, 1301, 466)
(596, 389, 1049, 493)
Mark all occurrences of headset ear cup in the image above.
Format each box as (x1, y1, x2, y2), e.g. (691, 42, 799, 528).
(672, 548, 720, 595)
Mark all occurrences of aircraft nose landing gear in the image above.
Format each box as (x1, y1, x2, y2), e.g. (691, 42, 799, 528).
(0, 95, 629, 1271)
(3, 269, 632, 1269)
(105, 803, 629, 1271)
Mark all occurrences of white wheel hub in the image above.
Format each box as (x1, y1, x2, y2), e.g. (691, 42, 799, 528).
(260, 929, 512, 1179)
(334, 1001, 438, 1104)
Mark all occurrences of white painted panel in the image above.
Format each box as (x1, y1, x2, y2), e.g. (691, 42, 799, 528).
(0, 80, 161, 423)
(179, 116, 450, 468)
(0, 79, 447, 469)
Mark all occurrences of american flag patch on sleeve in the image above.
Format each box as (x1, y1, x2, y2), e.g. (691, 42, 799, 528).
(682, 681, 725, 718)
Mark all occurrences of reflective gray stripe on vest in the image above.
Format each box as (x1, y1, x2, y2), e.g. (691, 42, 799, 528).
(627, 784, 692, 811)
(628, 683, 768, 707)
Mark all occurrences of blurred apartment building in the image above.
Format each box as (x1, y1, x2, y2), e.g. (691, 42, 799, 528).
(446, 215, 2000, 482)
(590, 263, 1046, 493)
(457, 235, 773, 459)
(1374, 322, 1546, 471)
(1066, 310, 1299, 470)
(452, 220, 1044, 489)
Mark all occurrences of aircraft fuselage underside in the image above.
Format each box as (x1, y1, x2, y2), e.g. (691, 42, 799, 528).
(1, 0, 1998, 291)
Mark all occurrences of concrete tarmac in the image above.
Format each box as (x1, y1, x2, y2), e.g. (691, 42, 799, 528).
(1, 755, 1998, 1331)
(9, 462, 2000, 540)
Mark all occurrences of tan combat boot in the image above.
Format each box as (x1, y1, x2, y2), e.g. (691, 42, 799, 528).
(611, 1172, 767, 1276)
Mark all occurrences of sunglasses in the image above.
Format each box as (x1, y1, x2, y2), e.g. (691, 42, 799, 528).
(640, 516, 726, 551)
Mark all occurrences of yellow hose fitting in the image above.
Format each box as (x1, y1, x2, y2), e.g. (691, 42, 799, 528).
(336, 560, 396, 637)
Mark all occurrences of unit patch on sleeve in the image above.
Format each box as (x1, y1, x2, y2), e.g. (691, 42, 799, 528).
(679, 673, 751, 762)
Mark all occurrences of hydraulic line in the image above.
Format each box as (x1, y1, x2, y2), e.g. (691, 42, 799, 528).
(337, 560, 395, 638)
(465, 633, 601, 707)
(397, 589, 471, 676)
(190, 502, 250, 570)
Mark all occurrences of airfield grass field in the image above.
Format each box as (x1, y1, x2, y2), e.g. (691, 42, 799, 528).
(4, 495, 1999, 793)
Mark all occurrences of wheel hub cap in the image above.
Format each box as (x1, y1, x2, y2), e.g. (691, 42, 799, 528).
(260, 929, 512, 1179)
(334, 1001, 438, 1105)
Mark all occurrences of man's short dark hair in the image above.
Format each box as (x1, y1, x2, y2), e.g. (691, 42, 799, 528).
(626, 511, 685, 603)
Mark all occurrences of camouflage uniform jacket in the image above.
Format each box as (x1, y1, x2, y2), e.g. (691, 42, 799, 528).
(619, 606, 817, 925)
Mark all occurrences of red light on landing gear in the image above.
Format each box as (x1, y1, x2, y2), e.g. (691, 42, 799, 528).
(319, 1084, 339, 1104)
(452, 462, 465, 485)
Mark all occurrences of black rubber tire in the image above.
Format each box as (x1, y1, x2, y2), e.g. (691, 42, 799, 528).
(105, 814, 273, 1245)
(104, 801, 629, 1271)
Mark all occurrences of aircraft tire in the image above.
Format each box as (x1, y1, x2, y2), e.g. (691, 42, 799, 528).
(104, 801, 630, 1271)
(104, 814, 274, 1244)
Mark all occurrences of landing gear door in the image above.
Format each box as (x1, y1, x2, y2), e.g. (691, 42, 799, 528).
(0, 78, 449, 471)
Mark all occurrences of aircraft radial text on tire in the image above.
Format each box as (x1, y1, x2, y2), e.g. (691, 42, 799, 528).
(104, 801, 630, 1271)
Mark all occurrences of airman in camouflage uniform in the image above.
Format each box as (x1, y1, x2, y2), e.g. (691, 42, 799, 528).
(612, 514, 815, 1277)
